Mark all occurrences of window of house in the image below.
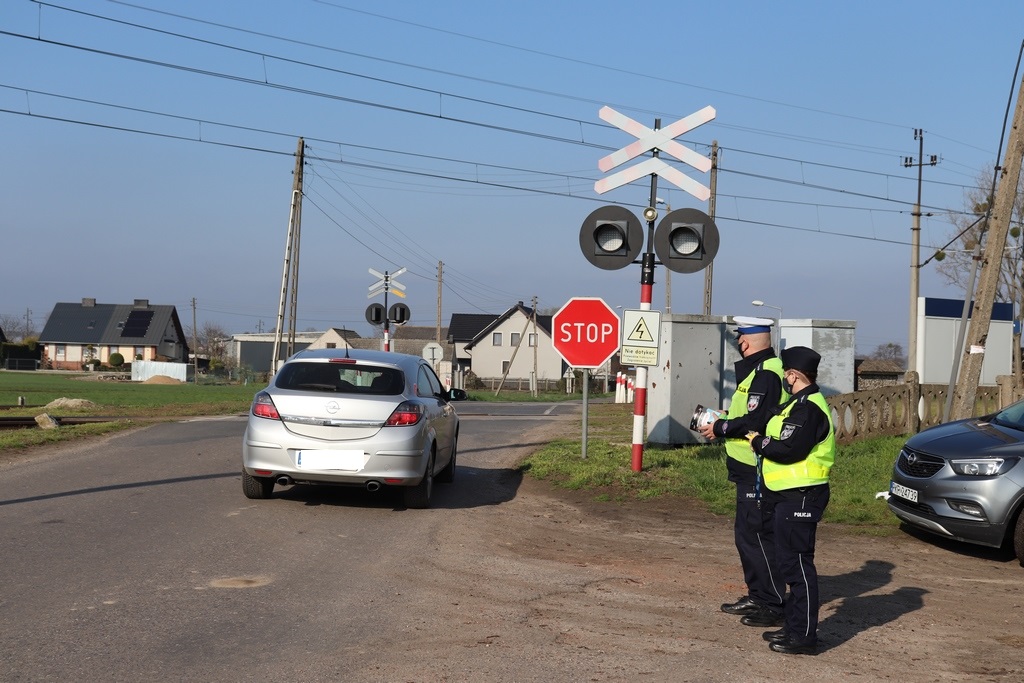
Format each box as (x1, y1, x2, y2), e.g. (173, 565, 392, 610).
(510, 332, 521, 347)
(326, 342, 336, 349)
(528, 333, 537, 347)
(502, 360, 511, 375)
(55, 344, 66, 360)
(134, 346, 145, 360)
(492, 332, 502, 346)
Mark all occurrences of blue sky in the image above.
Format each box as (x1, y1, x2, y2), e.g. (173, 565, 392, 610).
(2, 0, 1023, 355)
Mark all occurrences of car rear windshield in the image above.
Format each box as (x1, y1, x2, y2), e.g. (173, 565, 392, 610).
(275, 362, 404, 395)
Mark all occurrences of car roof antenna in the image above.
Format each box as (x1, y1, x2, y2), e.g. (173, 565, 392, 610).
(342, 327, 351, 358)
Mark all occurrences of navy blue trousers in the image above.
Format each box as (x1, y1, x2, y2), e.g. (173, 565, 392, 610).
(762, 483, 830, 643)
(734, 479, 785, 609)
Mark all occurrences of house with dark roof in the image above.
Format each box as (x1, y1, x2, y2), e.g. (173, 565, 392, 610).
(446, 313, 499, 375)
(461, 301, 561, 383)
(39, 298, 189, 370)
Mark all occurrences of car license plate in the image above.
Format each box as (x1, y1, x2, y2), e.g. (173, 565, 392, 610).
(296, 450, 367, 471)
(890, 481, 919, 503)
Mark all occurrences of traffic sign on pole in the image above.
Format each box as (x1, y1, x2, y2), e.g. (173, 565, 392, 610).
(551, 298, 621, 369)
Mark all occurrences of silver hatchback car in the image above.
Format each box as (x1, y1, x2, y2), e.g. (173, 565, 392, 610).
(242, 348, 467, 508)
(888, 399, 1024, 565)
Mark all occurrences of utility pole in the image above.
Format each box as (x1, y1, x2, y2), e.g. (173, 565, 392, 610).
(271, 138, 304, 374)
(904, 129, 938, 375)
(436, 261, 443, 343)
(703, 141, 718, 315)
(531, 295, 539, 397)
(951, 74, 1024, 419)
(191, 297, 198, 385)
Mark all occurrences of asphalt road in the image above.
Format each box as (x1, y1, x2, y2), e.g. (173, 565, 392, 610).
(4, 402, 1022, 682)
(0, 404, 578, 682)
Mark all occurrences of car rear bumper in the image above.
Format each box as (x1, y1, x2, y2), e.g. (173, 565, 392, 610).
(242, 427, 428, 486)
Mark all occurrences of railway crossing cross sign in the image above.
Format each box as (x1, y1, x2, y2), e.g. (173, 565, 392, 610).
(594, 105, 716, 200)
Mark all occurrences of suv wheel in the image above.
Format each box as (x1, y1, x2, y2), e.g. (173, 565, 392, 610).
(1014, 510, 1024, 566)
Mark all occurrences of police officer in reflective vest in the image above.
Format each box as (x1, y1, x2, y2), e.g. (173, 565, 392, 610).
(747, 345, 834, 656)
(697, 316, 788, 628)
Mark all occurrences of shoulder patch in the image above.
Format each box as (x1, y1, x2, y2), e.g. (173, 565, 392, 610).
(747, 394, 762, 412)
(780, 423, 798, 440)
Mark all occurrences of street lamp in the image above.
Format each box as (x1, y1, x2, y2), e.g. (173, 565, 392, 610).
(751, 300, 783, 351)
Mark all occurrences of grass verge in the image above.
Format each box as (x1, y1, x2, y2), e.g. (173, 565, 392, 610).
(520, 402, 907, 534)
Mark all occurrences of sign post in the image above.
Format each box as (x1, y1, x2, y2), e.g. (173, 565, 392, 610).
(591, 104, 716, 471)
(552, 297, 621, 458)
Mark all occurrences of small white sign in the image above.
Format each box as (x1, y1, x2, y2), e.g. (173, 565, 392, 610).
(620, 309, 661, 366)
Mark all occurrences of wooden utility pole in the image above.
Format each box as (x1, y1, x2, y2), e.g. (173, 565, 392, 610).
(191, 297, 198, 385)
(951, 76, 1024, 419)
(703, 141, 718, 315)
(531, 295, 539, 397)
(436, 261, 443, 343)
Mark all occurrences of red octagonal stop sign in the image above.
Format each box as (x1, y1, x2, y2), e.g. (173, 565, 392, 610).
(552, 297, 621, 369)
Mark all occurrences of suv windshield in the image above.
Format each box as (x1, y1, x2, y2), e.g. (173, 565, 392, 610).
(991, 399, 1024, 431)
(275, 362, 403, 395)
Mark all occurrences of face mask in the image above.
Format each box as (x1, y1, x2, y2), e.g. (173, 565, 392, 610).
(782, 377, 794, 394)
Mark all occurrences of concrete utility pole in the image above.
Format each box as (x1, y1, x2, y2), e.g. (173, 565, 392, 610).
(703, 141, 718, 315)
(905, 130, 938, 375)
(951, 75, 1024, 420)
(271, 138, 305, 374)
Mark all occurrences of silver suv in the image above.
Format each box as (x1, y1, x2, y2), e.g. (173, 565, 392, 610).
(888, 399, 1024, 565)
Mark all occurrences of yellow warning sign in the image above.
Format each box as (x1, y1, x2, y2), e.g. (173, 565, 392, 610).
(627, 317, 655, 342)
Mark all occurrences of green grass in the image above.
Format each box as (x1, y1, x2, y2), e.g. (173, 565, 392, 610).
(521, 402, 907, 534)
(0, 371, 260, 416)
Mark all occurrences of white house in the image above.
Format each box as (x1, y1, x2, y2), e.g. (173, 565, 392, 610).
(462, 301, 562, 384)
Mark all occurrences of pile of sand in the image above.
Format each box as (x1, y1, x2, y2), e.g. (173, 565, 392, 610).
(142, 375, 183, 384)
(45, 397, 98, 410)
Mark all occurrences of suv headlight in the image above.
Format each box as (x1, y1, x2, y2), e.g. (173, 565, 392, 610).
(949, 457, 1018, 476)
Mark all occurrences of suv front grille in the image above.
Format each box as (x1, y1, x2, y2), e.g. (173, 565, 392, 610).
(896, 448, 945, 478)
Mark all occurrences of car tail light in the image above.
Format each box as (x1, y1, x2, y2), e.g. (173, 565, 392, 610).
(251, 391, 280, 420)
(385, 401, 424, 426)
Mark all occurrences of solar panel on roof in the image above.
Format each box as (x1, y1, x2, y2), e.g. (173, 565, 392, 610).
(121, 310, 155, 338)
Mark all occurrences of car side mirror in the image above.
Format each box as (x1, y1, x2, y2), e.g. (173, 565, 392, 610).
(446, 388, 468, 402)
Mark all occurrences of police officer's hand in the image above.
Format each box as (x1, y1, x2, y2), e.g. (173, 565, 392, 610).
(697, 421, 718, 440)
(746, 431, 760, 446)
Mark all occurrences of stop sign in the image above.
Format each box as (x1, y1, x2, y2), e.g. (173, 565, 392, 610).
(552, 297, 621, 368)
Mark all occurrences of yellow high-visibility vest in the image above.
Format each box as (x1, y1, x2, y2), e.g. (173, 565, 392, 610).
(761, 392, 835, 490)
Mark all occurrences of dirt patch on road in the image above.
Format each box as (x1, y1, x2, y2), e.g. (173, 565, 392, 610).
(376, 472, 1024, 682)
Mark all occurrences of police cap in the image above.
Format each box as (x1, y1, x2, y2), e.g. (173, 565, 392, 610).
(781, 346, 821, 376)
(732, 315, 774, 336)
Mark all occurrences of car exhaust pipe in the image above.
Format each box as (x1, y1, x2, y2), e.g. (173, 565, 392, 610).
(366, 481, 381, 492)
(277, 476, 293, 486)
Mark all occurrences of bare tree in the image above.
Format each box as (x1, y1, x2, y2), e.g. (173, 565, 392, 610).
(935, 166, 1024, 304)
(185, 321, 231, 368)
(0, 313, 37, 343)
(869, 342, 906, 367)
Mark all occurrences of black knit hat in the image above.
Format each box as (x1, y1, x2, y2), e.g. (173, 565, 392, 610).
(781, 346, 820, 376)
